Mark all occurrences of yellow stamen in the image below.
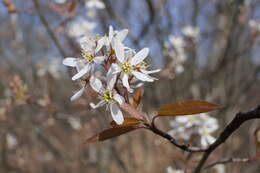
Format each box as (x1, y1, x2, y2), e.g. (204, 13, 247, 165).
(101, 90, 113, 102)
(121, 62, 132, 74)
(82, 51, 94, 63)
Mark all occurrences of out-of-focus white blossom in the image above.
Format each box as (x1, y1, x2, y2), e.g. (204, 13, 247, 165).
(166, 166, 184, 173)
(53, 0, 67, 4)
(66, 18, 96, 38)
(169, 113, 219, 147)
(85, 0, 105, 9)
(6, 133, 18, 149)
(168, 35, 187, 74)
(213, 164, 226, 173)
(182, 25, 200, 38)
(68, 117, 82, 130)
(37, 58, 62, 79)
(199, 116, 219, 147)
(249, 20, 260, 32)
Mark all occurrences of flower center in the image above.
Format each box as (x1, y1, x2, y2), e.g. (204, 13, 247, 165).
(82, 51, 94, 63)
(121, 62, 132, 74)
(101, 90, 113, 102)
(134, 61, 149, 71)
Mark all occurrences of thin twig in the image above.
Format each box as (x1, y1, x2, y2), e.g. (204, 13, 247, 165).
(149, 120, 206, 152)
(204, 157, 259, 169)
(193, 105, 260, 173)
(32, 0, 66, 57)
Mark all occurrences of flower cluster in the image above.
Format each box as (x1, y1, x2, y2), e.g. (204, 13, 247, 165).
(63, 26, 160, 124)
(163, 25, 200, 77)
(169, 113, 219, 147)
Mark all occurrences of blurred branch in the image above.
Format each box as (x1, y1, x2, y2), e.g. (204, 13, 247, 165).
(149, 119, 207, 152)
(193, 105, 260, 173)
(32, 0, 66, 57)
(136, 0, 155, 41)
(204, 156, 259, 169)
(110, 144, 129, 173)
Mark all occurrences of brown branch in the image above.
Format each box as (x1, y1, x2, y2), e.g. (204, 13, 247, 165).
(193, 105, 260, 173)
(148, 121, 207, 152)
(32, 0, 66, 57)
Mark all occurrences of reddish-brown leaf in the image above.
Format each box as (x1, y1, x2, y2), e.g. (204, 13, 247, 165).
(85, 126, 138, 143)
(3, 0, 16, 13)
(131, 88, 143, 108)
(158, 100, 221, 116)
(110, 117, 142, 127)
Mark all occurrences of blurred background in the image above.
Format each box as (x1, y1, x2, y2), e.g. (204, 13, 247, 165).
(0, 0, 260, 172)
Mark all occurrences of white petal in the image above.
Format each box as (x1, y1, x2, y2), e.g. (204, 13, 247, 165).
(122, 74, 133, 92)
(95, 37, 106, 53)
(201, 136, 208, 147)
(80, 36, 95, 51)
(108, 25, 114, 41)
(70, 87, 85, 101)
(140, 68, 161, 74)
(110, 103, 124, 125)
(131, 82, 144, 88)
(90, 100, 106, 109)
(132, 71, 154, 82)
(115, 29, 128, 42)
(89, 76, 104, 93)
(95, 1, 105, 9)
(72, 64, 90, 80)
(206, 135, 216, 144)
(114, 94, 125, 105)
(75, 60, 85, 72)
(63, 57, 77, 67)
(111, 63, 122, 74)
(93, 56, 105, 64)
(130, 48, 149, 65)
(114, 39, 125, 63)
(107, 72, 117, 90)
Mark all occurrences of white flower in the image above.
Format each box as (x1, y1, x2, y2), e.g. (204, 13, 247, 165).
(181, 25, 200, 38)
(89, 73, 125, 124)
(63, 36, 106, 81)
(85, 0, 105, 9)
(111, 39, 160, 92)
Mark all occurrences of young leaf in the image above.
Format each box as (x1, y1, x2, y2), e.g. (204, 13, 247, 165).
(110, 117, 142, 127)
(131, 88, 143, 108)
(3, 0, 16, 13)
(158, 100, 221, 116)
(85, 126, 138, 143)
